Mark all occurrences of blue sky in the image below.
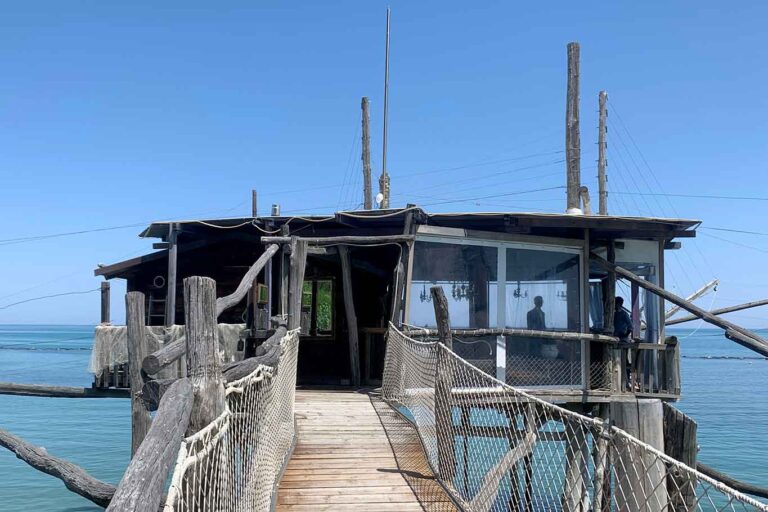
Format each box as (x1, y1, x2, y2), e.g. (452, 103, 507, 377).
(1, 1, 767, 326)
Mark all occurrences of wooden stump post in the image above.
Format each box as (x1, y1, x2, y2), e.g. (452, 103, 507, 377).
(339, 246, 361, 386)
(431, 286, 456, 485)
(663, 403, 698, 511)
(126, 292, 151, 456)
(184, 277, 225, 435)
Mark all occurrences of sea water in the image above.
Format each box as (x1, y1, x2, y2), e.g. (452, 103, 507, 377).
(0, 325, 766, 511)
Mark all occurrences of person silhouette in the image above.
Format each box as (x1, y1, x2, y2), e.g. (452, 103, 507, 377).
(527, 296, 546, 330)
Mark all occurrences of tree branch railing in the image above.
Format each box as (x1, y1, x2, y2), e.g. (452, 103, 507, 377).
(142, 244, 280, 376)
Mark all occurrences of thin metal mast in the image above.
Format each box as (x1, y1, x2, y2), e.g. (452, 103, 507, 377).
(378, 7, 391, 209)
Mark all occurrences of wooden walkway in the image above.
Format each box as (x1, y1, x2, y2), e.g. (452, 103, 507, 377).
(276, 389, 455, 512)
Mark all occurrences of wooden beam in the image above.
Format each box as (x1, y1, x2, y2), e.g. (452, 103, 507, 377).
(100, 281, 110, 324)
(0, 428, 116, 508)
(184, 276, 225, 435)
(0, 382, 129, 399)
(107, 378, 193, 512)
(339, 246, 361, 386)
(666, 298, 768, 326)
(591, 252, 768, 357)
(697, 463, 768, 500)
(126, 291, 151, 456)
(665, 279, 719, 320)
(215, 243, 280, 316)
(261, 234, 414, 246)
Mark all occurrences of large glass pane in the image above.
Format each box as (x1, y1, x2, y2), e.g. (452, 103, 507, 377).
(409, 241, 498, 329)
(505, 247, 581, 331)
(504, 246, 582, 388)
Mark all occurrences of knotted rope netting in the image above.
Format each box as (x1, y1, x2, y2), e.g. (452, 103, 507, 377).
(382, 324, 767, 512)
(164, 329, 299, 512)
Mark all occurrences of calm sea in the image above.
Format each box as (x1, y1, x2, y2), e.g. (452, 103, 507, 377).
(0, 325, 766, 510)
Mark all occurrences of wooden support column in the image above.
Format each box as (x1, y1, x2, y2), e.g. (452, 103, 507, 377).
(361, 97, 373, 210)
(612, 399, 667, 512)
(339, 246, 361, 386)
(184, 276, 225, 435)
(165, 223, 179, 326)
(592, 405, 612, 512)
(562, 411, 590, 512)
(431, 285, 456, 485)
(126, 292, 151, 456)
(100, 281, 110, 324)
(565, 42, 581, 212)
(597, 91, 608, 215)
(287, 237, 308, 331)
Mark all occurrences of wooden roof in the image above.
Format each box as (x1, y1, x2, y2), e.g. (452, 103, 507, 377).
(96, 207, 699, 279)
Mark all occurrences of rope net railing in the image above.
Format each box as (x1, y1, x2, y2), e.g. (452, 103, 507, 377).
(383, 324, 768, 512)
(164, 329, 299, 512)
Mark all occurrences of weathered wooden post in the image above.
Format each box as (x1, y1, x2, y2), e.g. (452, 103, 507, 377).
(613, 399, 668, 512)
(339, 246, 361, 386)
(431, 285, 456, 485)
(100, 281, 110, 324)
(251, 189, 258, 217)
(565, 41, 581, 213)
(165, 223, 179, 326)
(598, 91, 608, 215)
(287, 237, 308, 331)
(126, 292, 151, 456)
(361, 97, 373, 210)
(663, 403, 698, 510)
(184, 276, 225, 434)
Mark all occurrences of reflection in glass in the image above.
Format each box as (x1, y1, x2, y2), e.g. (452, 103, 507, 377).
(409, 241, 498, 329)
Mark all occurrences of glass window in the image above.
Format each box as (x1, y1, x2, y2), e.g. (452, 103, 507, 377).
(505, 247, 581, 331)
(409, 241, 498, 329)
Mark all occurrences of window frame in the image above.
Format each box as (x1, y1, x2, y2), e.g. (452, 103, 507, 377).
(406, 232, 584, 332)
(301, 276, 336, 339)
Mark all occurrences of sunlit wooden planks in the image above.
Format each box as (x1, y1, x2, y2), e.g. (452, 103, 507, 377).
(276, 390, 430, 511)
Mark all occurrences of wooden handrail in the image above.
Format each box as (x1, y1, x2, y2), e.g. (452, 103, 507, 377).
(404, 327, 619, 344)
(142, 244, 280, 376)
(107, 378, 193, 511)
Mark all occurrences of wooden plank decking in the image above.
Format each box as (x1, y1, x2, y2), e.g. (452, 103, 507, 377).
(276, 389, 455, 512)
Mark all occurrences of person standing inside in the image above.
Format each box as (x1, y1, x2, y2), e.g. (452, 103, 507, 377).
(527, 296, 546, 330)
(613, 296, 635, 388)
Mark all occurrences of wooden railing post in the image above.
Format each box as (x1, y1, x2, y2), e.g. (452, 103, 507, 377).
(100, 281, 111, 324)
(184, 276, 225, 434)
(431, 286, 456, 485)
(126, 292, 151, 456)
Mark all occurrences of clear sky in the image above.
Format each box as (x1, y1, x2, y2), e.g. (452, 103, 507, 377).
(1, 1, 767, 326)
